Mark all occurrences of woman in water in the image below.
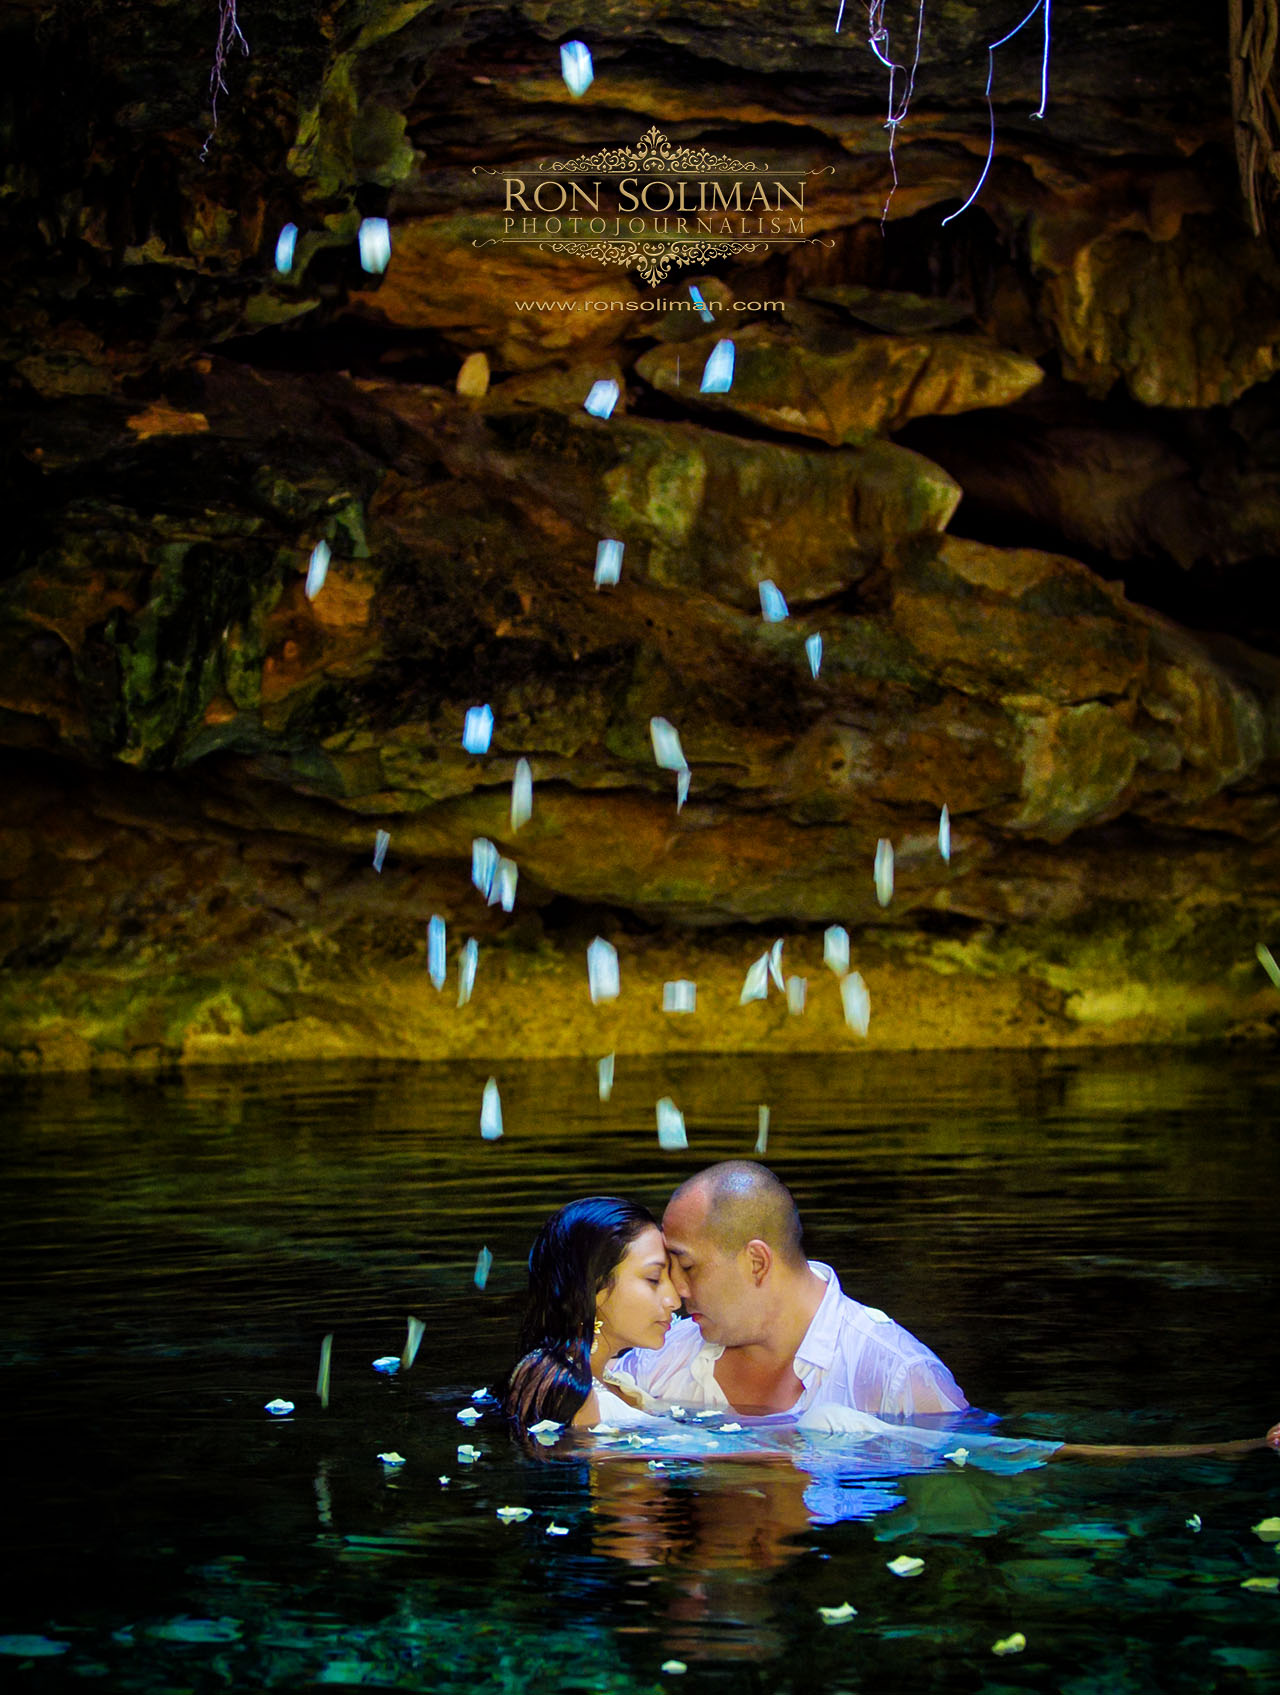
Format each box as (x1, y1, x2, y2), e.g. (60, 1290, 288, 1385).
(502, 1196, 1280, 1466)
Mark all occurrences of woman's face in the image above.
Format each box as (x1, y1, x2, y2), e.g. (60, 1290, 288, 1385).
(594, 1224, 679, 1356)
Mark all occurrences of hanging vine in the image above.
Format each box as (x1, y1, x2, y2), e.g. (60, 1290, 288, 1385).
(201, 0, 249, 159)
(1229, 0, 1280, 237)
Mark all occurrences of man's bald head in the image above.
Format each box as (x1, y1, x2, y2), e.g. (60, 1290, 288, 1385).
(665, 1161, 806, 1268)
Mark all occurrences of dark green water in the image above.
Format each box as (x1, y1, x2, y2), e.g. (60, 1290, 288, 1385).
(1, 1050, 1278, 1692)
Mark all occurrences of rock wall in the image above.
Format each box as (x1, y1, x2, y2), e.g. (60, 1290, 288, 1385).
(2, 0, 1279, 1068)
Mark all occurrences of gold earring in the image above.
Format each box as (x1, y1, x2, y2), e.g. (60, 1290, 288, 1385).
(591, 1316, 603, 1352)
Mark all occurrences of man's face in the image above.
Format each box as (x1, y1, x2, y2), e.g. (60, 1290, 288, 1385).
(662, 1191, 762, 1346)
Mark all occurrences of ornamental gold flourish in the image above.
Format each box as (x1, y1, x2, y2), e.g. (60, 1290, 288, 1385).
(541, 238, 764, 286)
(540, 126, 766, 176)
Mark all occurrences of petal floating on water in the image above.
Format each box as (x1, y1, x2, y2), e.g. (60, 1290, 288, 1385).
(471, 837, 498, 900)
(688, 283, 715, 323)
(480, 1077, 503, 1141)
(1185, 1513, 1202, 1531)
(823, 924, 850, 977)
(939, 804, 951, 863)
(841, 971, 870, 1037)
(817, 1603, 858, 1625)
(588, 936, 620, 1003)
(402, 1316, 425, 1369)
(583, 378, 619, 418)
(594, 538, 624, 587)
(992, 1634, 1027, 1656)
(650, 716, 687, 771)
(656, 1096, 688, 1150)
(786, 975, 806, 1015)
(428, 914, 447, 991)
(462, 704, 494, 755)
(559, 39, 594, 96)
(768, 938, 785, 992)
(887, 1556, 925, 1577)
(511, 759, 533, 832)
(1256, 943, 1280, 990)
(456, 1406, 482, 1423)
(305, 539, 331, 601)
(598, 1052, 615, 1100)
(456, 351, 490, 397)
(676, 767, 691, 811)
(661, 1662, 688, 1676)
(316, 1332, 333, 1408)
(874, 838, 894, 907)
(1241, 1576, 1280, 1592)
(546, 1521, 570, 1534)
(700, 339, 735, 393)
(493, 857, 518, 912)
(755, 1104, 769, 1155)
(944, 1447, 970, 1467)
(457, 938, 478, 1007)
(373, 828, 390, 873)
(806, 631, 823, 678)
(457, 1444, 482, 1462)
(372, 1355, 400, 1375)
(663, 980, 696, 1013)
(529, 1419, 563, 1435)
(357, 216, 391, 274)
(496, 1506, 533, 1522)
(274, 222, 298, 274)
(739, 952, 770, 1004)
(377, 1451, 406, 1466)
(265, 1399, 295, 1416)
(474, 1246, 494, 1290)
(759, 579, 789, 623)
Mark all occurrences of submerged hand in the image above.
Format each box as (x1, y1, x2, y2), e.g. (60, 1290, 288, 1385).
(1266, 1422, 1280, 1450)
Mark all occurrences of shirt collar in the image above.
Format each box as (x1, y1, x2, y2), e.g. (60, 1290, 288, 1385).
(793, 1260, 842, 1373)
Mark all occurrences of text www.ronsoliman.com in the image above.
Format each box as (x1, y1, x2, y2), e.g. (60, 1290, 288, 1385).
(512, 298, 784, 313)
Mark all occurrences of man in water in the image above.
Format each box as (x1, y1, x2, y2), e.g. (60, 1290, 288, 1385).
(617, 1160, 966, 1421)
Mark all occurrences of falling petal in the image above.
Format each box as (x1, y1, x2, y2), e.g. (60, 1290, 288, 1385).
(372, 828, 390, 873)
(265, 1399, 294, 1416)
(305, 539, 330, 601)
(676, 767, 691, 810)
(274, 222, 298, 274)
(1254, 1517, 1280, 1541)
(474, 1246, 494, 1290)
(357, 216, 391, 274)
(944, 1447, 970, 1467)
(663, 980, 696, 1013)
(656, 1096, 688, 1150)
(493, 857, 518, 912)
(700, 339, 735, 393)
(768, 938, 785, 992)
(887, 1556, 925, 1577)
(588, 936, 620, 1003)
(823, 925, 850, 976)
(817, 1603, 858, 1625)
(428, 914, 447, 991)
(594, 538, 624, 587)
(583, 378, 619, 419)
(1186, 1513, 1202, 1532)
(511, 759, 533, 831)
(372, 1355, 400, 1375)
(480, 1077, 503, 1141)
(874, 838, 894, 907)
(471, 837, 498, 900)
(377, 1452, 406, 1467)
(1256, 943, 1280, 990)
(559, 40, 594, 96)
(402, 1316, 425, 1369)
(457, 938, 478, 1007)
(756, 1104, 769, 1155)
(759, 580, 789, 623)
(496, 1506, 533, 1522)
(661, 1663, 688, 1676)
(457, 1406, 482, 1424)
(462, 704, 494, 755)
(786, 976, 806, 1015)
(316, 1332, 333, 1408)
(739, 952, 770, 1004)
(841, 971, 870, 1037)
(650, 716, 687, 771)
(806, 631, 823, 678)
(939, 804, 951, 863)
(992, 1634, 1027, 1656)
(456, 351, 490, 397)
(546, 1522, 570, 1535)
(688, 283, 715, 324)
(457, 1444, 481, 1462)
(597, 1052, 615, 1101)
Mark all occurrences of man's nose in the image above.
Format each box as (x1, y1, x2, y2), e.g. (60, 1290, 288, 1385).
(670, 1265, 691, 1301)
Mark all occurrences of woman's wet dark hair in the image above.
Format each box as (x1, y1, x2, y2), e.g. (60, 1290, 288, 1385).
(503, 1196, 658, 1431)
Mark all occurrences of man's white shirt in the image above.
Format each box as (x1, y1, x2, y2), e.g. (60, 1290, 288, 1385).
(614, 1260, 967, 1424)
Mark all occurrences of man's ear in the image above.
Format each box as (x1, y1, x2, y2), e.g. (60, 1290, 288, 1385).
(745, 1238, 772, 1283)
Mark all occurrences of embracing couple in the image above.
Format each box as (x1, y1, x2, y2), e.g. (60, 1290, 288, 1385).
(504, 1161, 1279, 1466)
